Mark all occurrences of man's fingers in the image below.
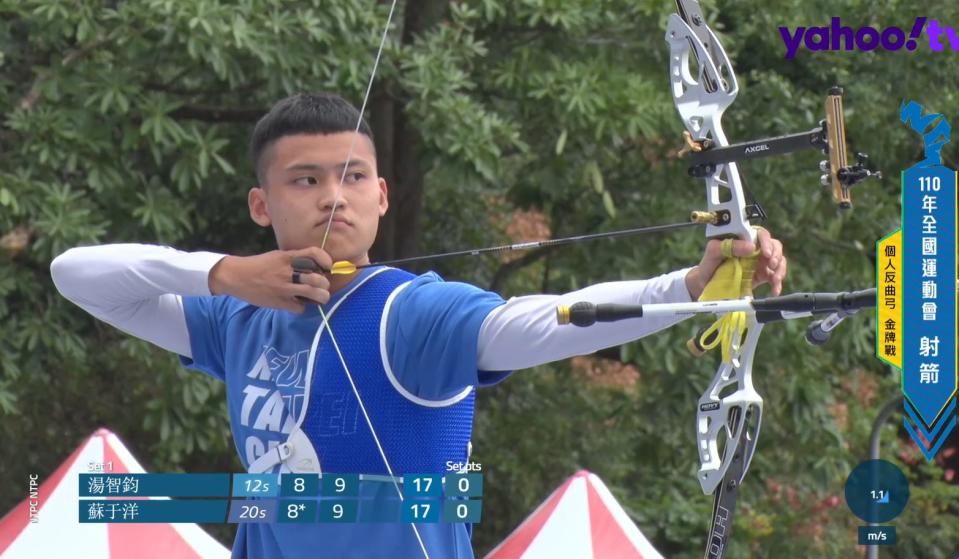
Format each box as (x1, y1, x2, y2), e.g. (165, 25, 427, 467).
(762, 239, 785, 277)
(290, 270, 330, 290)
(290, 247, 333, 271)
(291, 256, 320, 273)
(754, 227, 774, 257)
(709, 234, 774, 260)
(701, 229, 788, 297)
(289, 283, 331, 306)
(772, 256, 788, 295)
(722, 239, 754, 259)
(755, 254, 788, 296)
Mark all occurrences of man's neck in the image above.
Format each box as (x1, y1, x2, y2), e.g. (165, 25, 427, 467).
(327, 253, 372, 295)
(328, 271, 359, 295)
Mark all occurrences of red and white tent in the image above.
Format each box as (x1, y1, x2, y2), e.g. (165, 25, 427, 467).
(485, 470, 663, 559)
(0, 428, 230, 559)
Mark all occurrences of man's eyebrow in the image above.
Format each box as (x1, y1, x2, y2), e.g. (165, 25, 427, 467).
(283, 161, 371, 173)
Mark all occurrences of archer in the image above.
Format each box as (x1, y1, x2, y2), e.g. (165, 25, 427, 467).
(51, 92, 787, 558)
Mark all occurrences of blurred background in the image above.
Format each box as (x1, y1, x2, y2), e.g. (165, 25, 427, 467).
(1, 0, 957, 557)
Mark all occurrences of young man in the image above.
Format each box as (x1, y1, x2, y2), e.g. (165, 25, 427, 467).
(51, 92, 786, 558)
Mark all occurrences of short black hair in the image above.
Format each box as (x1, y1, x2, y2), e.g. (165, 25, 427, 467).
(250, 92, 375, 185)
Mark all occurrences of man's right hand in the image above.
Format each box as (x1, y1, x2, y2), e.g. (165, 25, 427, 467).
(208, 247, 333, 313)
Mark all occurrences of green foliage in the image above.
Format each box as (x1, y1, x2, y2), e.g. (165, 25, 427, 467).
(1, 0, 957, 556)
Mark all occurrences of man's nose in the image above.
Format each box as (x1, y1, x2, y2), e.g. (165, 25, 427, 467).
(318, 178, 347, 209)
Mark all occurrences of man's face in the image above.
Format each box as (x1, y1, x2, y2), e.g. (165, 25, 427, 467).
(249, 132, 388, 265)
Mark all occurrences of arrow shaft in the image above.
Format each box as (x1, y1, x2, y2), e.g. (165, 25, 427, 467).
(356, 219, 704, 271)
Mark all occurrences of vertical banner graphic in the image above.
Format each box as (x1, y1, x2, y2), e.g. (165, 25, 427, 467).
(876, 230, 903, 372)
(888, 102, 959, 460)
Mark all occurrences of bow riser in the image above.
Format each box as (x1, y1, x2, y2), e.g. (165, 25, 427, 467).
(666, 8, 763, 498)
(666, 15, 757, 244)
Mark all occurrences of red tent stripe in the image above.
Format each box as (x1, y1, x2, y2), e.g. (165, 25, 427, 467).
(2, 429, 228, 559)
(586, 478, 645, 559)
(484, 474, 577, 558)
(101, 434, 207, 559)
(484, 471, 663, 559)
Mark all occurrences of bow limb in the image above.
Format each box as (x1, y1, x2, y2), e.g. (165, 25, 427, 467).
(316, 2, 432, 558)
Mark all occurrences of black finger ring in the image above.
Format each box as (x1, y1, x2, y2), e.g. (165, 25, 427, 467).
(292, 271, 302, 284)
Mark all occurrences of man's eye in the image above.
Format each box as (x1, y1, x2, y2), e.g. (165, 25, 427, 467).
(294, 176, 318, 186)
(345, 172, 365, 183)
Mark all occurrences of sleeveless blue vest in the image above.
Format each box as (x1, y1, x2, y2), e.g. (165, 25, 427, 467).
(300, 267, 475, 475)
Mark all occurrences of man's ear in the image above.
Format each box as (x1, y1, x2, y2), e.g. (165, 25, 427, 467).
(249, 187, 272, 227)
(377, 177, 389, 217)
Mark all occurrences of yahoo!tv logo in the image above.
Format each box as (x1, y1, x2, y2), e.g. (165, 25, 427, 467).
(779, 17, 959, 59)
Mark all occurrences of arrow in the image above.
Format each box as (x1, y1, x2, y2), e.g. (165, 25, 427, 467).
(314, 211, 722, 275)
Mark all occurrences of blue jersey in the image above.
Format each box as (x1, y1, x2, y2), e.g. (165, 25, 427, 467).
(179, 266, 509, 558)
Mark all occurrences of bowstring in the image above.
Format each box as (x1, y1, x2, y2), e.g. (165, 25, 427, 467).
(316, 2, 431, 557)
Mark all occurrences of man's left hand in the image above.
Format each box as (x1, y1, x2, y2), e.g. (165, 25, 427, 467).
(685, 228, 788, 300)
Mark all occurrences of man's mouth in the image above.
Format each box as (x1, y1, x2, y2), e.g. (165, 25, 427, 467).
(318, 216, 351, 227)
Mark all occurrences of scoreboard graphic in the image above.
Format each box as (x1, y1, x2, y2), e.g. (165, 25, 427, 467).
(78, 473, 483, 525)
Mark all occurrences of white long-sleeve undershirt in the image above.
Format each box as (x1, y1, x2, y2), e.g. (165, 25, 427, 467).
(50, 244, 694, 372)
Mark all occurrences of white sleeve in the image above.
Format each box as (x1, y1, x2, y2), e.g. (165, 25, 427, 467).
(50, 244, 227, 358)
(476, 267, 694, 371)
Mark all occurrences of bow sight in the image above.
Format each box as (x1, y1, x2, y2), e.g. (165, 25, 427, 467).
(671, 0, 880, 247)
(680, 86, 882, 209)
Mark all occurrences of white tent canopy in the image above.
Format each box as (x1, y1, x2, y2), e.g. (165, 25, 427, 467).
(485, 470, 663, 559)
(0, 428, 230, 559)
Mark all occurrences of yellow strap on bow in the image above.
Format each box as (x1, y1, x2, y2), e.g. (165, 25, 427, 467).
(691, 233, 761, 363)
